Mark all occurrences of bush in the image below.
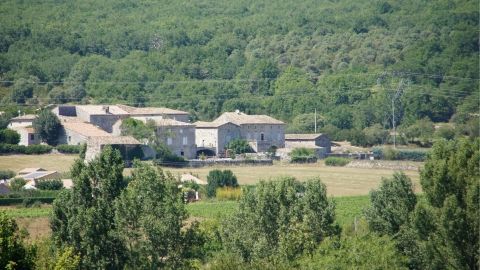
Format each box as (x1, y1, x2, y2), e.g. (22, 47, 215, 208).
(56, 144, 82, 154)
(324, 157, 351, 166)
(226, 139, 254, 154)
(0, 170, 15, 180)
(206, 170, 238, 198)
(36, 179, 63, 190)
(0, 129, 20, 144)
(435, 126, 455, 140)
(0, 143, 53, 154)
(0, 197, 55, 206)
(290, 147, 317, 163)
(9, 178, 27, 191)
(216, 187, 242, 201)
(377, 148, 428, 161)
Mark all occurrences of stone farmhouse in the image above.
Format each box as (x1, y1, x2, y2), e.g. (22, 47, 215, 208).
(284, 133, 331, 153)
(8, 114, 39, 146)
(127, 117, 197, 159)
(195, 110, 285, 156)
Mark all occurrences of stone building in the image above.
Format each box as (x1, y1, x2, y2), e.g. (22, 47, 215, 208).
(284, 133, 331, 153)
(8, 114, 36, 128)
(130, 117, 197, 159)
(53, 104, 190, 133)
(57, 120, 113, 145)
(84, 136, 141, 162)
(10, 126, 40, 146)
(195, 111, 285, 156)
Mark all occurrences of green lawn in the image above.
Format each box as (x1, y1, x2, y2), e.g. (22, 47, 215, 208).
(1, 195, 371, 228)
(186, 195, 371, 227)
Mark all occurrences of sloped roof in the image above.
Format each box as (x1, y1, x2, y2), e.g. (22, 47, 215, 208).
(116, 104, 189, 115)
(11, 114, 36, 121)
(134, 117, 193, 127)
(62, 122, 112, 137)
(87, 136, 140, 145)
(18, 168, 46, 175)
(214, 112, 284, 125)
(11, 126, 36, 133)
(180, 174, 207, 185)
(75, 105, 130, 115)
(196, 111, 284, 128)
(285, 134, 326, 140)
(21, 171, 58, 180)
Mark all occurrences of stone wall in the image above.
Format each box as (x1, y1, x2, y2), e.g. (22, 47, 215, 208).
(156, 125, 196, 159)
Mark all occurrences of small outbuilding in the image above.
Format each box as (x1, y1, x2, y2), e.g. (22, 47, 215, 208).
(284, 133, 331, 153)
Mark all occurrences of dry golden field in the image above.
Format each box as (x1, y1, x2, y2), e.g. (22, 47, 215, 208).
(158, 161, 422, 196)
(0, 154, 78, 174)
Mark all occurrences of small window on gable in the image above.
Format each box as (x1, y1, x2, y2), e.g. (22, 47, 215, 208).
(68, 136, 71, 142)
(30, 134, 34, 140)
(261, 133, 265, 141)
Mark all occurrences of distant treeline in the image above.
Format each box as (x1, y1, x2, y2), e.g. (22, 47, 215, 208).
(0, 0, 478, 135)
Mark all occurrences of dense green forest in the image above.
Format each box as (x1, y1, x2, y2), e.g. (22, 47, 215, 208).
(0, 0, 478, 134)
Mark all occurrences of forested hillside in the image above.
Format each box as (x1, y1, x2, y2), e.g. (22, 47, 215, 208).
(0, 0, 478, 133)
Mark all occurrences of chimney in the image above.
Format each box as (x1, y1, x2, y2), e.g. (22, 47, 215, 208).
(103, 106, 110, 114)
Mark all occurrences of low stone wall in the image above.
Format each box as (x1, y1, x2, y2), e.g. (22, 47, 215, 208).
(345, 160, 422, 171)
(187, 158, 273, 168)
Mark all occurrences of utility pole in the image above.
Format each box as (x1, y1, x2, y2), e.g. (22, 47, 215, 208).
(392, 79, 405, 149)
(314, 108, 317, 133)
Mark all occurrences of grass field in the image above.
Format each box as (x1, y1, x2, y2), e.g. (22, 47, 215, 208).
(0, 154, 420, 196)
(159, 161, 421, 196)
(0, 154, 78, 173)
(2, 195, 371, 239)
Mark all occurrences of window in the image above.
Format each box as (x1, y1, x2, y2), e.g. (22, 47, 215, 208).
(180, 151, 184, 156)
(261, 133, 265, 141)
(68, 136, 71, 142)
(183, 136, 188, 145)
(179, 129, 183, 134)
(30, 134, 34, 140)
(167, 137, 173, 145)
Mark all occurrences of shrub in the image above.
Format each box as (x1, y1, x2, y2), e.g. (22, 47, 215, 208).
(0, 170, 15, 180)
(377, 148, 428, 161)
(56, 144, 82, 154)
(10, 178, 27, 191)
(290, 147, 317, 163)
(216, 187, 242, 201)
(324, 157, 350, 166)
(0, 144, 53, 154)
(32, 109, 61, 145)
(226, 139, 254, 154)
(0, 197, 55, 206)
(206, 170, 238, 198)
(0, 129, 20, 144)
(434, 126, 455, 140)
(36, 179, 63, 190)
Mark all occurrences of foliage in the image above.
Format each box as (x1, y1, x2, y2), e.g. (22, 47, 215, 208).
(298, 234, 407, 269)
(434, 125, 455, 140)
(226, 139, 254, 155)
(378, 147, 428, 161)
(0, 170, 15, 180)
(32, 110, 61, 145)
(50, 146, 127, 269)
(0, 129, 20, 145)
(0, 211, 36, 270)
(410, 138, 479, 269)
(216, 187, 242, 201)
(56, 144, 82, 154)
(115, 162, 202, 269)
(401, 117, 435, 145)
(289, 147, 317, 163)
(36, 179, 63, 190)
(9, 178, 26, 191)
(324, 157, 350, 167)
(364, 172, 417, 235)
(221, 177, 340, 262)
(53, 247, 81, 270)
(206, 169, 239, 198)
(286, 113, 324, 133)
(0, 143, 53, 154)
(119, 118, 155, 142)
